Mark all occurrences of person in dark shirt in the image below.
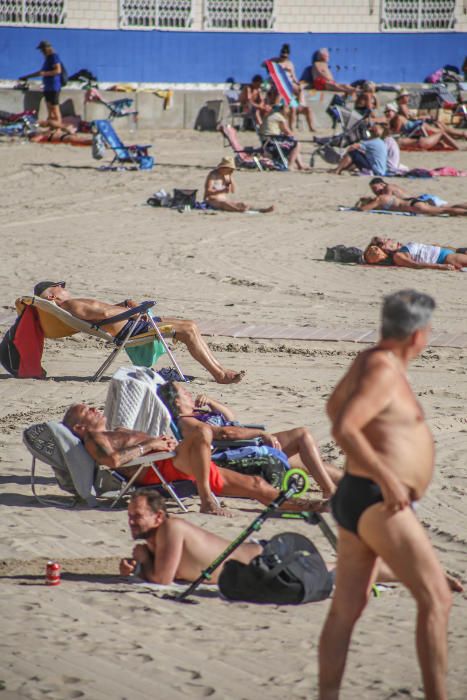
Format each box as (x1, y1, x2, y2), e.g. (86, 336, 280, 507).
(19, 40, 64, 129)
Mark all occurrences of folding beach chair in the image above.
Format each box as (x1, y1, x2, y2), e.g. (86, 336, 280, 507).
(219, 124, 278, 171)
(92, 119, 153, 170)
(15, 296, 186, 382)
(23, 420, 184, 510)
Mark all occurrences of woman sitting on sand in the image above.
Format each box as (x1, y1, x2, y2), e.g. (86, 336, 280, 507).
(204, 157, 274, 213)
(363, 236, 467, 270)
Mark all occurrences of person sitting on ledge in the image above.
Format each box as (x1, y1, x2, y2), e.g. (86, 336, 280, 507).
(302, 48, 355, 95)
(363, 237, 467, 270)
(204, 157, 274, 213)
(35, 280, 245, 384)
(62, 403, 321, 517)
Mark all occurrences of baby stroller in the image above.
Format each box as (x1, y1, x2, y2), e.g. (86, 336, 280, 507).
(309, 98, 372, 168)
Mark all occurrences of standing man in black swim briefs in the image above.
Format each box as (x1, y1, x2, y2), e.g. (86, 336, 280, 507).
(318, 290, 452, 700)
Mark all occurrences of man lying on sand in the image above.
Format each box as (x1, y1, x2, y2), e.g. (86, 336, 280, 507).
(363, 238, 467, 270)
(35, 280, 245, 384)
(120, 490, 463, 590)
(318, 290, 459, 700)
(204, 157, 274, 213)
(158, 381, 339, 499)
(62, 403, 320, 516)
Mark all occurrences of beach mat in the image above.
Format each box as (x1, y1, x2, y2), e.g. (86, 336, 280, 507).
(338, 206, 449, 217)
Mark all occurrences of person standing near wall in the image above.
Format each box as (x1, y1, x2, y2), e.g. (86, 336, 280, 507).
(19, 40, 65, 130)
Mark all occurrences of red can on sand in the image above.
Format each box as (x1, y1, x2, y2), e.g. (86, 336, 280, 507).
(45, 561, 61, 586)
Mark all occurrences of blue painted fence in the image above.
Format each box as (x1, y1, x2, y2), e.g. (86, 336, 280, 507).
(0, 27, 466, 84)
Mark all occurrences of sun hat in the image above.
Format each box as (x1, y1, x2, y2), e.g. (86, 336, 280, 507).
(33, 280, 66, 297)
(397, 88, 410, 99)
(216, 156, 236, 171)
(384, 102, 398, 113)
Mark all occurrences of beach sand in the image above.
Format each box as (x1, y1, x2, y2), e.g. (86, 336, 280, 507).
(0, 127, 466, 699)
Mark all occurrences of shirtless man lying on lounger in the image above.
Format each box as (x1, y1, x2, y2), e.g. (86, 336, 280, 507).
(158, 381, 340, 498)
(35, 280, 245, 384)
(63, 403, 320, 516)
(363, 237, 467, 270)
(119, 490, 463, 590)
(204, 157, 274, 213)
(318, 289, 459, 700)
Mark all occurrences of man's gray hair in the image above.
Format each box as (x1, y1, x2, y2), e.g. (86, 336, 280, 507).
(381, 289, 435, 340)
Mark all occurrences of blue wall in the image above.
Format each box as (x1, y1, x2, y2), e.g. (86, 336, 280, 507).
(0, 27, 466, 84)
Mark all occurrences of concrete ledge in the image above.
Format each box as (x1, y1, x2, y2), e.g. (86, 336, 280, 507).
(0, 83, 447, 131)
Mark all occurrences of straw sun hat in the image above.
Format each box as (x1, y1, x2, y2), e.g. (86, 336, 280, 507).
(216, 156, 236, 170)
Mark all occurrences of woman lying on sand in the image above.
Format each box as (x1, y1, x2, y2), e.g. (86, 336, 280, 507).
(363, 237, 467, 270)
(355, 189, 467, 216)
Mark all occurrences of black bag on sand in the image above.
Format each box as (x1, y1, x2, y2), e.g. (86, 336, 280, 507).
(218, 532, 334, 605)
(171, 189, 197, 209)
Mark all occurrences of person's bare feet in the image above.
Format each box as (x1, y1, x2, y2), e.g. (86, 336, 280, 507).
(216, 369, 246, 384)
(200, 500, 233, 517)
(446, 572, 463, 592)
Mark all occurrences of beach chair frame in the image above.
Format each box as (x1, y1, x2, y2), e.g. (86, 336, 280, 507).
(92, 119, 152, 170)
(16, 296, 186, 383)
(23, 420, 185, 510)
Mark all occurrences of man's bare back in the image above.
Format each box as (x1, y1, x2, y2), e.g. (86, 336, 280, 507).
(328, 347, 434, 501)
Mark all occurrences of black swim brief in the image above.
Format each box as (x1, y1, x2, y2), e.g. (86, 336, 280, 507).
(331, 473, 384, 535)
(115, 316, 162, 343)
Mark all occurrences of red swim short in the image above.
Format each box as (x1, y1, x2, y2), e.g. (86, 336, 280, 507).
(313, 76, 329, 91)
(140, 458, 225, 495)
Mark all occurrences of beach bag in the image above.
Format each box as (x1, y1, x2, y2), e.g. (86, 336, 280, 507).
(325, 245, 363, 264)
(218, 532, 334, 604)
(60, 62, 69, 87)
(0, 307, 46, 378)
(171, 189, 197, 209)
(212, 445, 289, 488)
(92, 132, 105, 160)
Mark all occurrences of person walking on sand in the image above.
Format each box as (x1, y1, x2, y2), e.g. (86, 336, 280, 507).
(319, 289, 452, 700)
(204, 157, 274, 213)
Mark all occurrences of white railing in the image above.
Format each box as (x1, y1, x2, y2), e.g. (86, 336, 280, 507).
(203, 0, 275, 29)
(380, 0, 457, 30)
(120, 0, 193, 28)
(0, 0, 65, 24)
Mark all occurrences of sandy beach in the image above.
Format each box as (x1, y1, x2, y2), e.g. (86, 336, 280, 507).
(1, 126, 466, 700)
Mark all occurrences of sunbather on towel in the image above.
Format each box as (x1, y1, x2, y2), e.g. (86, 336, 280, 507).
(204, 157, 274, 213)
(355, 191, 467, 216)
(35, 280, 245, 384)
(363, 238, 467, 270)
(158, 381, 339, 498)
(119, 490, 464, 590)
(63, 403, 318, 517)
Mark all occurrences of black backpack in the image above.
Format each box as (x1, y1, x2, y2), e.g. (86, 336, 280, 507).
(60, 62, 69, 87)
(218, 532, 334, 605)
(0, 316, 21, 377)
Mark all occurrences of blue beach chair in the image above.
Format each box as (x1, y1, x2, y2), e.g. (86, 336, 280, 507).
(93, 119, 154, 170)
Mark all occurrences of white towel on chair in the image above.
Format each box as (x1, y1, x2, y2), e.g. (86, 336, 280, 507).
(104, 366, 171, 436)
